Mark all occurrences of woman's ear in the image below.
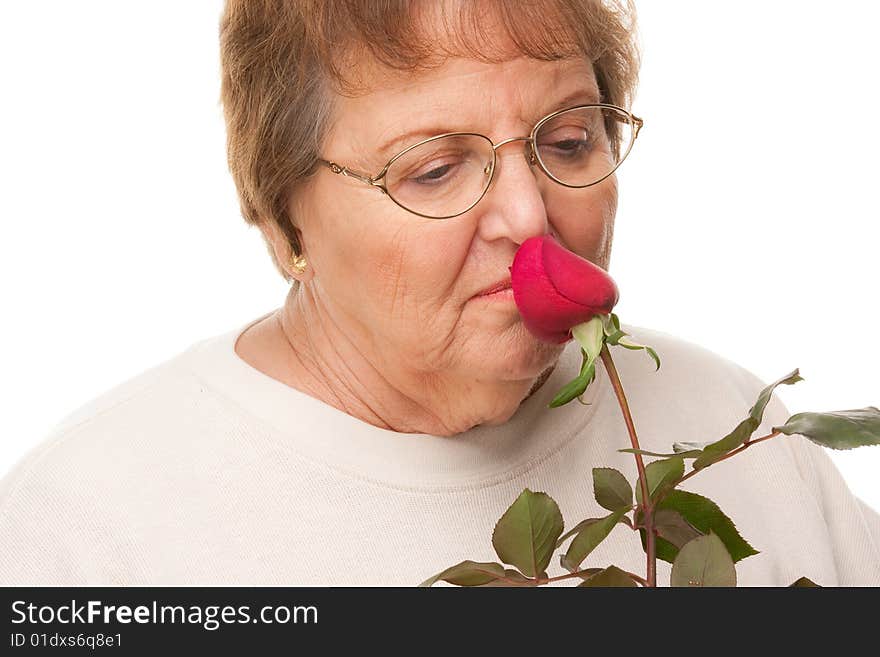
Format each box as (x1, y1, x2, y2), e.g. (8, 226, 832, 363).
(261, 220, 314, 284)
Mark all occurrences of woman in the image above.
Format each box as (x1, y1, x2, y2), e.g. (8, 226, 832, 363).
(0, 0, 877, 586)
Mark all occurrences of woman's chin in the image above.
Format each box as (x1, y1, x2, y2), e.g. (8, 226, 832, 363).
(473, 321, 566, 382)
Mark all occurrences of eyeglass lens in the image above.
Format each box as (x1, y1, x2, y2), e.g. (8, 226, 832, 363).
(383, 107, 635, 219)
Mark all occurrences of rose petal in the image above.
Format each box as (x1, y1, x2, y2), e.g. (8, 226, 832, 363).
(510, 236, 602, 343)
(542, 236, 619, 313)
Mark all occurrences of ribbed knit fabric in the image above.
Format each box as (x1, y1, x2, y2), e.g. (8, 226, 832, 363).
(1, 313, 878, 586)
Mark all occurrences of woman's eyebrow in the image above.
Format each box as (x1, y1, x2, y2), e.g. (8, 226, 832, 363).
(376, 125, 458, 162)
(546, 87, 601, 114)
(375, 87, 601, 161)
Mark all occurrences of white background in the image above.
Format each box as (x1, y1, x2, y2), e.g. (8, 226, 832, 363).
(1, 2, 878, 509)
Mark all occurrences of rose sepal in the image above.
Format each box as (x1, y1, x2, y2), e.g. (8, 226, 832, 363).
(549, 350, 597, 408)
(550, 313, 662, 408)
(602, 312, 661, 371)
(572, 315, 605, 365)
(549, 316, 605, 408)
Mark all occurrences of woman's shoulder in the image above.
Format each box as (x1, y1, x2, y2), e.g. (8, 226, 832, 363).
(0, 323, 250, 506)
(0, 320, 278, 584)
(50, 344, 207, 439)
(611, 322, 777, 407)
(0, 341, 203, 496)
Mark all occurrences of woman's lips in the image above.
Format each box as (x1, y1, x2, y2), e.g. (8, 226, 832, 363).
(475, 278, 513, 297)
(476, 287, 515, 302)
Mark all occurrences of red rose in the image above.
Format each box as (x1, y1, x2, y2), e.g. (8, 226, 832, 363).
(510, 235, 619, 343)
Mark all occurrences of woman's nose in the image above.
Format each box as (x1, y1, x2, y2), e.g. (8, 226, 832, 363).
(476, 137, 549, 245)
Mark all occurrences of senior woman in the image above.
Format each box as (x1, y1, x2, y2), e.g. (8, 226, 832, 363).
(1, 0, 878, 587)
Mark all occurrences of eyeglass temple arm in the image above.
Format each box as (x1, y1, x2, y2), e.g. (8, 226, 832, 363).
(632, 115, 644, 138)
(317, 158, 383, 189)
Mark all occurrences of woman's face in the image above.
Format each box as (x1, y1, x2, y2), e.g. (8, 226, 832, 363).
(292, 53, 618, 414)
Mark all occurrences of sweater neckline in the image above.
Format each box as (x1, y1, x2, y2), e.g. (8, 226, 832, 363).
(184, 310, 607, 491)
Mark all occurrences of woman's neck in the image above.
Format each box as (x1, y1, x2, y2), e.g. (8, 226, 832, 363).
(235, 287, 558, 437)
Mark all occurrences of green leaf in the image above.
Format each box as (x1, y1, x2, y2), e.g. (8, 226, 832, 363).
(478, 569, 536, 587)
(749, 369, 805, 422)
(492, 489, 564, 578)
(419, 560, 506, 587)
(609, 312, 621, 332)
(578, 565, 639, 587)
(601, 314, 629, 346)
(619, 447, 704, 459)
(556, 517, 599, 549)
(774, 407, 880, 450)
(692, 417, 754, 470)
(671, 532, 737, 587)
(789, 576, 821, 587)
(653, 509, 703, 549)
(549, 351, 597, 408)
(636, 527, 678, 564)
(549, 371, 591, 408)
(601, 312, 621, 334)
(644, 533, 680, 564)
(693, 369, 804, 469)
(645, 347, 661, 371)
(562, 509, 626, 571)
(559, 557, 603, 578)
(593, 467, 633, 512)
(605, 329, 627, 346)
(673, 441, 712, 454)
(636, 507, 704, 564)
(602, 314, 661, 371)
(556, 514, 630, 549)
(635, 457, 684, 505)
(615, 335, 661, 371)
(655, 490, 757, 563)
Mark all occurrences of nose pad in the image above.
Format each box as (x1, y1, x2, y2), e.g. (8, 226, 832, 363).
(482, 142, 539, 187)
(526, 141, 537, 167)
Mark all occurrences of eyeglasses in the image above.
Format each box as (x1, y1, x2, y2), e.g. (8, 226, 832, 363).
(316, 103, 643, 220)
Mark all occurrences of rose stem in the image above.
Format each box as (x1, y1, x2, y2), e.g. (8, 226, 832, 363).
(599, 345, 657, 587)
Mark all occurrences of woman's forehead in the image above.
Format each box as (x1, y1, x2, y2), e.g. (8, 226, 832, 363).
(329, 56, 599, 156)
(363, 54, 595, 99)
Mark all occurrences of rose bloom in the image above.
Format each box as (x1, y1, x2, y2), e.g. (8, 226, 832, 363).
(510, 234, 619, 344)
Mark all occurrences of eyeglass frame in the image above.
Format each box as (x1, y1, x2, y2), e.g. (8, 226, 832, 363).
(315, 102, 644, 220)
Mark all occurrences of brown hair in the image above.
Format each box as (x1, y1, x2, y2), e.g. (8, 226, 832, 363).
(219, 0, 641, 281)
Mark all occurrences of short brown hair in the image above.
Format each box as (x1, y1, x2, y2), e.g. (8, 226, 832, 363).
(219, 0, 641, 281)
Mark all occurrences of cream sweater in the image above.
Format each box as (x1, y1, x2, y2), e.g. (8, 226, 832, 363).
(1, 314, 878, 586)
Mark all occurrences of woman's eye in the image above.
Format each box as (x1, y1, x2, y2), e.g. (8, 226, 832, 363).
(538, 126, 594, 156)
(553, 139, 585, 151)
(539, 136, 592, 159)
(410, 163, 454, 185)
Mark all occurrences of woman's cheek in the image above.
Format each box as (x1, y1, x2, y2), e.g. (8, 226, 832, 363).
(549, 177, 617, 268)
(414, 224, 473, 293)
